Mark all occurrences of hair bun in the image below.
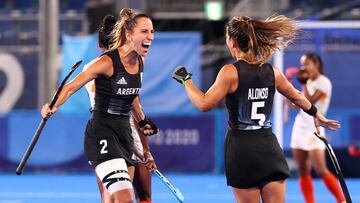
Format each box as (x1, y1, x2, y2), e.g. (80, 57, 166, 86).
(103, 15, 116, 27)
(103, 15, 116, 24)
(99, 15, 116, 34)
(102, 15, 117, 28)
(120, 8, 136, 19)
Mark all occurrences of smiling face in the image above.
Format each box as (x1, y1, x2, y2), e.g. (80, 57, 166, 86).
(126, 17, 154, 57)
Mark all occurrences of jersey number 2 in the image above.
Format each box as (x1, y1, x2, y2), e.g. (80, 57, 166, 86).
(100, 139, 108, 154)
(251, 101, 265, 126)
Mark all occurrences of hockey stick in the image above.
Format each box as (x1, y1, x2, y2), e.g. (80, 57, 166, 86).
(134, 152, 184, 202)
(153, 169, 185, 203)
(15, 60, 82, 175)
(314, 132, 352, 203)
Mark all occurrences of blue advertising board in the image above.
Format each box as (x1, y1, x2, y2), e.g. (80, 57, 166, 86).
(148, 114, 215, 172)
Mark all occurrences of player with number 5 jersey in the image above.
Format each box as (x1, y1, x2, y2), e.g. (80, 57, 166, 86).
(172, 15, 341, 203)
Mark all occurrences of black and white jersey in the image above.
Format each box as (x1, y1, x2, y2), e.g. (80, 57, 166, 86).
(93, 49, 143, 115)
(225, 60, 275, 130)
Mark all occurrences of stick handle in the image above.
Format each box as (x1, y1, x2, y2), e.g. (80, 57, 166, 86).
(15, 60, 82, 175)
(15, 119, 47, 175)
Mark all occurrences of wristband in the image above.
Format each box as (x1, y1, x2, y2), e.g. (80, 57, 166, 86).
(304, 104, 317, 116)
(181, 73, 192, 85)
(181, 78, 190, 85)
(137, 118, 148, 128)
(137, 116, 159, 136)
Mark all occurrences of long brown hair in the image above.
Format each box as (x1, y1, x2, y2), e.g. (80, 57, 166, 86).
(109, 8, 150, 50)
(226, 15, 298, 65)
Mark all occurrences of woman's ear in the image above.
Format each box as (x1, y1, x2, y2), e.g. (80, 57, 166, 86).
(125, 31, 132, 42)
(229, 37, 238, 49)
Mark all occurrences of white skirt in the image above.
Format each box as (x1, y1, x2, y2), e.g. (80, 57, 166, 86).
(290, 119, 325, 151)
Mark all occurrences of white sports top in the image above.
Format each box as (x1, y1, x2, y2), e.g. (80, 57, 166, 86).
(295, 74, 332, 124)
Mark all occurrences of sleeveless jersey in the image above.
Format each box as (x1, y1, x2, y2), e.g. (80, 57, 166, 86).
(93, 49, 143, 115)
(225, 60, 275, 130)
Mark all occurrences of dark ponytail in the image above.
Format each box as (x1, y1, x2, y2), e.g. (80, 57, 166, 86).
(98, 15, 117, 49)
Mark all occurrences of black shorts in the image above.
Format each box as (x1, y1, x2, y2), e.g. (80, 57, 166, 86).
(225, 127, 290, 189)
(84, 111, 135, 168)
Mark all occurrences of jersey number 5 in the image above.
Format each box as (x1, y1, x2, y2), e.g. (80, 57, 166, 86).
(251, 101, 265, 126)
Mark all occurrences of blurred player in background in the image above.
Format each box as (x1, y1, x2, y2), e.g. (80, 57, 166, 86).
(83, 14, 156, 203)
(290, 53, 345, 203)
(172, 15, 341, 203)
